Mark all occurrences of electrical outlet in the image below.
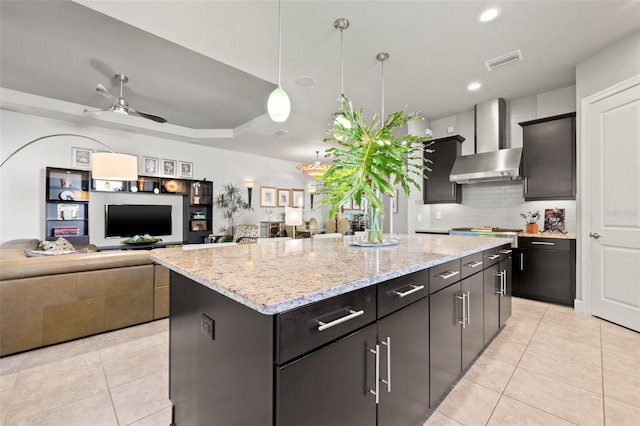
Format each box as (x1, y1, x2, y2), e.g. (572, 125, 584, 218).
(200, 314, 214, 340)
(417, 214, 422, 222)
(436, 211, 442, 220)
(447, 126, 454, 134)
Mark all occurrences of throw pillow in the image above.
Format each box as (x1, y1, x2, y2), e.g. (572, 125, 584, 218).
(24, 248, 89, 258)
(38, 237, 76, 252)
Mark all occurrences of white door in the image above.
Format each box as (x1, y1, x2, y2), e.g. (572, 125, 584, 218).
(584, 76, 640, 331)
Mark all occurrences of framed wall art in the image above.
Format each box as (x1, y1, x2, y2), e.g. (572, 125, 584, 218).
(277, 188, 290, 207)
(179, 161, 193, 178)
(260, 186, 277, 208)
(161, 159, 177, 177)
(141, 157, 159, 176)
(72, 147, 92, 169)
(291, 188, 305, 208)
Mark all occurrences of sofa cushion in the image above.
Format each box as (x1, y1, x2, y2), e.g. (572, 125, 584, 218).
(24, 248, 89, 258)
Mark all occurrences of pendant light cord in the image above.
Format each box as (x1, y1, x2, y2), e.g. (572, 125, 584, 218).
(340, 27, 344, 94)
(377, 52, 389, 121)
(277, 0, 282, 87)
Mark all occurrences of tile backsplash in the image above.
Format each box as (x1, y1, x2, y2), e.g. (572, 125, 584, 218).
(417, 180, 576, 233)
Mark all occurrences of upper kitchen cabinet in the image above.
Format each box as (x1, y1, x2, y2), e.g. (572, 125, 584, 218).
(423, 135, 463, 204)
(519, 113, 576, 200)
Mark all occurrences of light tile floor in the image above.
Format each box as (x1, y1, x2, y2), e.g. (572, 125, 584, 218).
(0, 298, 638, 425)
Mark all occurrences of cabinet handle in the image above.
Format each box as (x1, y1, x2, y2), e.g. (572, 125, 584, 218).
(520, 253, 524, 271)
(435, 270, 460, 280)
(451, 183, 456, 198)
(380, 337, 391, 393)
(494, 272, 503, 295)
(531, 241, 555, 246)
(499, 249, 512, 255)
(524, 177, 528, 193)
(317, 309, 364, 331)
(457, 294, 466, 328)
(486, 254, 500, 260)
(466, 290, 471, 326)
(369, 344, 380, 404)
(392, 284, 425, 298)
(464, 261, 483, 268)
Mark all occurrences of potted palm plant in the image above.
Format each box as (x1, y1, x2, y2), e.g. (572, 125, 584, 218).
(215, 183, 253, 239)
(322, 95, 431, 244)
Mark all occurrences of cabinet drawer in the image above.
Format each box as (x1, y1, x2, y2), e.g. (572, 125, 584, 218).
(460, 252, 484, 279)
(276, 286, 376, 364)
(483, 247, 501, 267)
(378, 269, 429, 318)
(429, 259, 462, 294)
(519, 237, 571, 251)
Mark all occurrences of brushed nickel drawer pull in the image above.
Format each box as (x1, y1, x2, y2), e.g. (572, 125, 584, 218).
(499, 249, 513, 254)
(464, 261, 483, 268)
(435, 270, 460, 280)
(532, 241, 555, 246)
(369, 344, 380, 404)
(486, 254, 500, 260)
(392, 284, 425, 298)
(317, 309, 364, 331)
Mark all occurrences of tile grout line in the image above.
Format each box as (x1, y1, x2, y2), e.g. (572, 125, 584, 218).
(97, 344, 122, 426)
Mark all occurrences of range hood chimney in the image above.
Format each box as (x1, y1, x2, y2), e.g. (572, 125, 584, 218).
(449, 98, 522, 184)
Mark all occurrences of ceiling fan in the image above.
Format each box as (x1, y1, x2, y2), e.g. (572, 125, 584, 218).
(84, 74, 167, 123)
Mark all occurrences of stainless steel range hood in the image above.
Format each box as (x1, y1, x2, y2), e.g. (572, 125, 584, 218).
(449, 98, 522, 184)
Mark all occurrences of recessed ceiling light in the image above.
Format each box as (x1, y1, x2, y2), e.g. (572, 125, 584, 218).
(467, 82, 482, 91)
(479, 8, 501, 22)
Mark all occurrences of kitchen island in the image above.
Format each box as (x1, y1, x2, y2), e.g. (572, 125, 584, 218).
(152, 234, 513, 426)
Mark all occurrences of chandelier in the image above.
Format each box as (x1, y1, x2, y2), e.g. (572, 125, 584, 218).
(296, 151, 330, 179)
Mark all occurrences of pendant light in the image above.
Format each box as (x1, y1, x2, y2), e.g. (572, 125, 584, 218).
(296, 150, 331, 179)
(332, 18, 351, 131)
(267, 0, 291, 122)
(377, 52, 395, 237)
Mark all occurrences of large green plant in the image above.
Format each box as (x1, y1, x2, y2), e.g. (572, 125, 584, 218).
(322, 95, 432, 243)
(215, 183, 253, 236)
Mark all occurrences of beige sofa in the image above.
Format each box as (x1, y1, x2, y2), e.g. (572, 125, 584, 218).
(0, 239, 173, 356)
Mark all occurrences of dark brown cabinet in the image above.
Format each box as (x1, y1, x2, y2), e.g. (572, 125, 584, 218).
(186, 180, 213, 244)
(423, 135, 463, 204)
(519, 113, 576, 200)
(516, 237, 576, 306)
(45, 167, 90, 245)
(483, 244, 512, 345)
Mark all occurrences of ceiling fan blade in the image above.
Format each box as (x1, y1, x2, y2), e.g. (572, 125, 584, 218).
(128, 107, 167, 123)
(83, 106, 114, 115)
(95, 83, 117, 102)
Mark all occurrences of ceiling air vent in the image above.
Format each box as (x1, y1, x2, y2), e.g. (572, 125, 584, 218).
(271, 129, 289, 137)
(485, 50, 523, 71)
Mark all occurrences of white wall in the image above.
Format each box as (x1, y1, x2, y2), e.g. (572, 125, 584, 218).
(0, 110, 321, 245)
(414, 85, 577, 232)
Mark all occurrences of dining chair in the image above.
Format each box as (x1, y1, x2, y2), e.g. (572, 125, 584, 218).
(325, 219, 336, 234)
(337, 217, 350, 235)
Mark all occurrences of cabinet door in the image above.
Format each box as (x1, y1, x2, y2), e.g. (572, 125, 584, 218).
(521, 114, 576, 200)
(483, 264, 501, 345)
(276, 324, 377, 426)
(429, 284, 462, 407)
(378, 298, 429, 426)
(423, 136, 463, 204)
(519, 248, 572, 305)
(461, 273, 484, 370)
(500, 257, 512, 327)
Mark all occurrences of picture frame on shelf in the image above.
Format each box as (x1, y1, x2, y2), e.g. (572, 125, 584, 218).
(94, 180, 125, 192)
(291, 188, 304, 208)
(161, 159, 177, 177)
(179, 161, 193, 179)
(72, 147, 92, 169)
(260, 186, 277, 208)
(141, 157, 159, 176)
(191, 220, 207, 232)
(277, 188, 290, 207)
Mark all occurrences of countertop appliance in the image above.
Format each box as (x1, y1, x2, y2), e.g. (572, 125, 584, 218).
(449, 227, 522, 246)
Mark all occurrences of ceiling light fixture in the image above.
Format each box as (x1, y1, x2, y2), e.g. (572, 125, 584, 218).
(267, 0, 291, 122)
(297, 150, 331, 179)
(467, 82, 482, 91)
(479, 8, 501, 22)
(333, 18, 352, 132)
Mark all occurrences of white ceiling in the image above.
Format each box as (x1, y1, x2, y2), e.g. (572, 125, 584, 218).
(1, 0, 639, 164)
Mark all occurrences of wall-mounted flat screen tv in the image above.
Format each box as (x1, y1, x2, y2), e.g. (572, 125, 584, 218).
(105, 204, 172, 238)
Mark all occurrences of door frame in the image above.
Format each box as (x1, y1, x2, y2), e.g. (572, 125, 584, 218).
(578, 73, 640, 315)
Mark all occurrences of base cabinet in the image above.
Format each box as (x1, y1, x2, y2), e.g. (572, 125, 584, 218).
(516, 238, 576, 306)
(277, 325, 378, 426)
(461, 272, 485, 370)
(483, 263, 501, 345)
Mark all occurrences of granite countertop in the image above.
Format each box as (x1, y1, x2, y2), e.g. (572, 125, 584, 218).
(518, 232, 576, 239)
(151, 234, 511, 315)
